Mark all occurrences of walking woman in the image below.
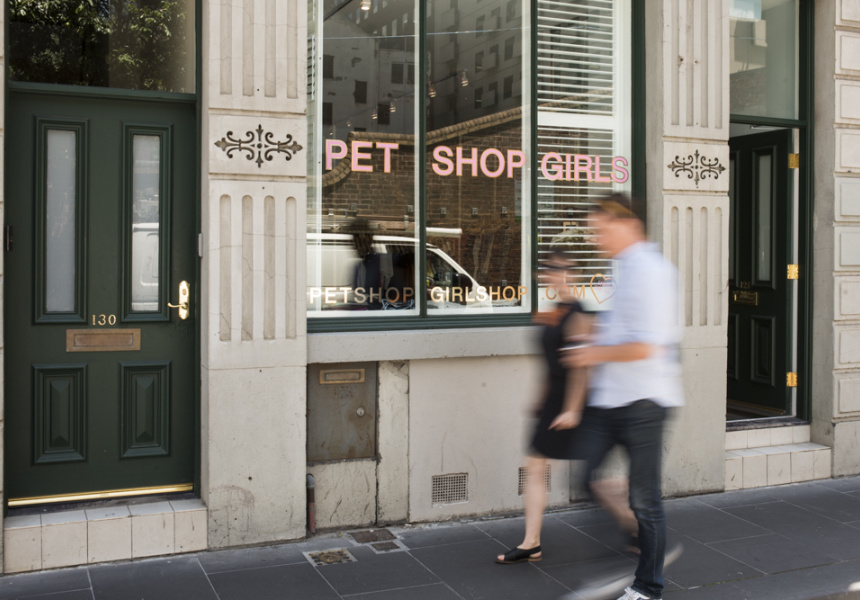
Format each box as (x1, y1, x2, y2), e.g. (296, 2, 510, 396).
(495, 252, 593, 564)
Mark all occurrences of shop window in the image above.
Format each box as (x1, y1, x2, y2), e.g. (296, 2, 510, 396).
(487, 82, 498, 107)
(729, 0, 798, 119)
(354, 80, 368, 104)
(308, 0, 632, 324)
(491, 7, 501, 29)
(376, 103, 391, 125)
(535, 0, 632, 307)
(323, 54, 335, 79)
(323, 103, 333, 126)
(507, 0, 517, 22)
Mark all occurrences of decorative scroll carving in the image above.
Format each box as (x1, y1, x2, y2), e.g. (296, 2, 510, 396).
(214, 124, 303, 168)
(668, 150, 726, 187)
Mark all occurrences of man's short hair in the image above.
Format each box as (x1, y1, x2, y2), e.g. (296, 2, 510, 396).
(591, 193, 640, 221)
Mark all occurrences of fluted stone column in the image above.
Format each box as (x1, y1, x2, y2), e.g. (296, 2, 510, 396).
(201, 0, 308, 547)
(645, 0, 731, 495)
(813, 0, 860, 477)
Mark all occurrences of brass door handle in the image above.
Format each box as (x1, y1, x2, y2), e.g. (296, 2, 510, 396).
(168, 281, 190, 320)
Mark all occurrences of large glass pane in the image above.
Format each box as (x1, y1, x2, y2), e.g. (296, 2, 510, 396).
(536, 0, 631, 311)
(9, 0, 195, 93)
(45, 130, 77, 313)
(730, 0, 798, 120)
(131, 135, 161, 312)
(425, 0, 529, 314)
(307, 0, 419, 316)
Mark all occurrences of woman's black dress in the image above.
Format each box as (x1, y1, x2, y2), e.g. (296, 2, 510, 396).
(530, 301, 585, 459)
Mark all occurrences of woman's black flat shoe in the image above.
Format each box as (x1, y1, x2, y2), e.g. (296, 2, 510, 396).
(496, 545, 542, 564)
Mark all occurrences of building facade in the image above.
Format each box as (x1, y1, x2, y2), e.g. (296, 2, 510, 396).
(2, 0, 860, 573)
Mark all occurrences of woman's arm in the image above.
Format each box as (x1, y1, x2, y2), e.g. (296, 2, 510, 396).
(550, 310, 593, 430)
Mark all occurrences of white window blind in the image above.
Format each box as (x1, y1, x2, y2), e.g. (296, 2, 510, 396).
(536, 0, 630, 307)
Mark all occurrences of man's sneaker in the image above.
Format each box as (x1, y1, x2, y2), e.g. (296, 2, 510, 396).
(616, 586, 661, 600)
(560, 568, 633, 600)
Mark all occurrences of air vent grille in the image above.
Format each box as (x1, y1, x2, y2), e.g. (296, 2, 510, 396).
(432, 473, 468, 505)
(518, 465, 552, 496)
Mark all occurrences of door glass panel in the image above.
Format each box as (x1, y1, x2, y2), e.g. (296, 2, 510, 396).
(8, 0, 195, 93)
(45, 130, 77, 313)
(131, 135, 161, 312)
(756, 152, 772, 282)
(729, 0, 798, 119)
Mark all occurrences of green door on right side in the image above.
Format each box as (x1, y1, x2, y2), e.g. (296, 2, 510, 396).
(727, 130, 793, 416)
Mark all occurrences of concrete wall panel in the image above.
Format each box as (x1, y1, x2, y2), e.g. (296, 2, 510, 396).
(408, 355, 558, 523)
(308, 460, 377, 530)
(205, 366, 307, 547)
(377, 361, 410, 524)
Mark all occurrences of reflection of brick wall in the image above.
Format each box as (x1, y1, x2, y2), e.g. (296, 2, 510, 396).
(322, 122, 524, 289)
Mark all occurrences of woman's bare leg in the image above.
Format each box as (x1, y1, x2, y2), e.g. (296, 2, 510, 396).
(497, 455, 546, 560)
(590, 477, 638, 534)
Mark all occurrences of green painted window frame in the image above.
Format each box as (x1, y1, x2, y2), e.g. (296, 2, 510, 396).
(34, 118, 88, 324)
(308, 0, 646, 333)
(121, 123, 174, 323)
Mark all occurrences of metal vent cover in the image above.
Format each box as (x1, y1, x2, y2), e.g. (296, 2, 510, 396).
(432, 473, 468, 505)
(518, 465, 551, 496)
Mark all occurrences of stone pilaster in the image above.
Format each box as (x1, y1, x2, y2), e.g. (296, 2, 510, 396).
(813, 0, 860, 476)
(201, 0, 308, 547)
(646, 0, 730, 495)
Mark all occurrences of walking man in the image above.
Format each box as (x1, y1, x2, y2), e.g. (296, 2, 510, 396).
(565, 194, 684, 600)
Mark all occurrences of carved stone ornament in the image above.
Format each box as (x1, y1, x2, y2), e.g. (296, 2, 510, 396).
(214, 124, 303, 168)
(667, 150, 726, 187)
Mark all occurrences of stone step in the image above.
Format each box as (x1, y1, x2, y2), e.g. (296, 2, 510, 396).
(725, 442, 831, 491)
(726, 424, 810, 450)
(3, 499, 207, 573)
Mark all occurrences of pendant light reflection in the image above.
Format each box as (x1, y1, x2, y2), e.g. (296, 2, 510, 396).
(360, 0, 371, 10)
(428, 80, 437, 97)
(459, 70, 469, 87)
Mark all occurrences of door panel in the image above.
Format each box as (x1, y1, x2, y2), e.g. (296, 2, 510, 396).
(727, 130, 791, 414)
(5, 91, 197, 502)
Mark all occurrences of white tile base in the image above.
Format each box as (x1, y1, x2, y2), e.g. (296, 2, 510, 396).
(724, 437, 832, 490)
(3, 499, 207, 573)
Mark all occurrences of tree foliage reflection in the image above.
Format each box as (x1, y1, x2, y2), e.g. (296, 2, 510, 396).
(9, 0, 192, 92)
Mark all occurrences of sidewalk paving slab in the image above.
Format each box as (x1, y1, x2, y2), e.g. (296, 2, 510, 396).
(2, 477, 860, 600)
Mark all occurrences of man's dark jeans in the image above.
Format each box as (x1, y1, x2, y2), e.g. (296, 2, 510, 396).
(579, 400, 669, 599)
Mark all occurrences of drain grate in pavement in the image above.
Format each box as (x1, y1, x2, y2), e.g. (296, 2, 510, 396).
(368, 539, 408, 554)
(372, 541, 400, 552)
(304, 548, 357, 566)
(349, 528, 396, 543)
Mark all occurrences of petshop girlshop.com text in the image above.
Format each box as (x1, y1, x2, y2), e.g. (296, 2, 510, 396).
(325, 140, 630, 183)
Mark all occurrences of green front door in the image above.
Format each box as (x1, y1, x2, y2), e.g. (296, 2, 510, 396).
(727, 130, 792, 415)
(5, 90, 197, 504)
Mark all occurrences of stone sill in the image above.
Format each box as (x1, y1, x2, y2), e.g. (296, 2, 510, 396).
(308, 326, 537, 364)
(4, 499, 207, 574)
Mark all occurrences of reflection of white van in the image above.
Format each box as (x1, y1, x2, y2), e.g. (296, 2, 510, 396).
(131, 223, 160, 312)
(306, 233, 490, 311)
